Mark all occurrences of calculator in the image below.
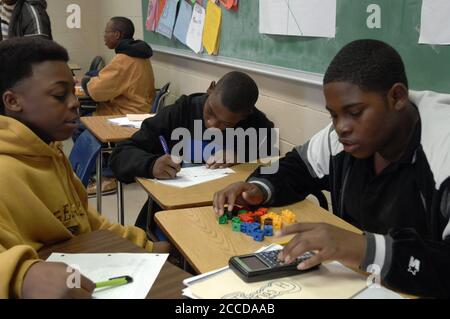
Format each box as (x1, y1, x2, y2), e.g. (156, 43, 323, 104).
(229, 249, 319, 283)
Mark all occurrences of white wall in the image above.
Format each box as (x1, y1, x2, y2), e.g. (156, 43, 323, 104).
(97, 0, 145, 63)
(151, 53, 330, 155)
(47, 0, 330, 153)
(47, 0, 144, 73)
(47, 0, 100, 76)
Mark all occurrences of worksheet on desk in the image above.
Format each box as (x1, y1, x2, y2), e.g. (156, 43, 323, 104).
(46, 253, 168, 299)
(153, 166, 235, 188)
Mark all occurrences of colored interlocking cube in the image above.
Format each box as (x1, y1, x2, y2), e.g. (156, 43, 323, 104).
(239, 214, 254, 223)
(231, 217, 241, 224)
(241, 222, 251, 233)
(218, 215, 228, 224)
(232, 222, 241, 232)
(281, 209, 296, 224)
(264, 225, 273, 236)
(256, 207, 269, 214)
(252, 229, 264, 242)
(225, 209, 234, 220)
(272, 217, 282, 230)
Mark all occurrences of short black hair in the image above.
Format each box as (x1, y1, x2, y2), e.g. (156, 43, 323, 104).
(214, 71, 259, 114)
(110, 17, 135, 39)
(0, 37, 69, 115)
(324, 39, 408, 92)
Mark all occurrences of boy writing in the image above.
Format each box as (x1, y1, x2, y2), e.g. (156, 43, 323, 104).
(110, 71, 276, 229)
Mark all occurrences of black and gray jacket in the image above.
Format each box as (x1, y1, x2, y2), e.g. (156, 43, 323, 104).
(248, 90, 450, 298)
(110, 93, 276, 183)
(2, 0, 52, 40)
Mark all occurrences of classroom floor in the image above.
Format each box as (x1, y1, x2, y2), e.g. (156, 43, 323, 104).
(88, 183, 147, 226)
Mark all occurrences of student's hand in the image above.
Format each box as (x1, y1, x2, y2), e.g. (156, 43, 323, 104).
(213, 182, 265, 216)
(152, 155, 181, 179)
(277, 223, 367, 270)
(22, 261, 95, 299)
(206, 150, 237, 169)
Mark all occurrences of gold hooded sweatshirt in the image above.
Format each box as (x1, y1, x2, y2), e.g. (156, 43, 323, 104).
(0, 116, 153, 298)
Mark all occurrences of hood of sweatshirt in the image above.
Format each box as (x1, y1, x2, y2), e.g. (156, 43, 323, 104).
(115, 39, 153, 59)
(0, 115, 58, 158)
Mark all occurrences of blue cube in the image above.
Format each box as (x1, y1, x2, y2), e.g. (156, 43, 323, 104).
(264, 225, 273, 236)
(253, 229, 264, 242)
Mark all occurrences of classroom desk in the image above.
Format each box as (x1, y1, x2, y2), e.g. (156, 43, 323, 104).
(155, 200, 362, 274)
(80, 116, 139, 223)
(136, 163, 260, 210)
(38, 230, 190, 299)
(68, 63, 81, 71)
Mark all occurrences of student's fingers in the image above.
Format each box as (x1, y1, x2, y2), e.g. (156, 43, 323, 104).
(80, 274, 96, 293)
(162, 166, 178, 179)
(206, 155, 216, 167)
(166, 159, 181, 172)
(241, 185, 265, 206)
(279, 232, 318, 264)
(297, 252, 325, 270)
(226, 191, 238, 213)
(69, 287, 94, 299)
(209, 162, 224, 170)
(213, 189, 228, 215)
(276, 223, 322, 237)
(206, 155, 224, 169)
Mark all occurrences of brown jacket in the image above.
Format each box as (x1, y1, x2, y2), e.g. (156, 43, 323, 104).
(87, 40, 155, 115)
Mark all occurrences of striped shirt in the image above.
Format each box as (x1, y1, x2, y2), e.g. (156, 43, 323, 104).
(0, 2, 15, 41)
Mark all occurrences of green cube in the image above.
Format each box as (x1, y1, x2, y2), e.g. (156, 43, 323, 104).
(232, 217, 241, 224)
(232, 222, 241, 232)
(218, 215, 228, 224)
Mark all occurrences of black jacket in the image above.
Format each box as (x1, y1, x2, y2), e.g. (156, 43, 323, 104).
(248, 91, 450, 298)
(110, 93, 276, 183)
(6, 0, 52, 39)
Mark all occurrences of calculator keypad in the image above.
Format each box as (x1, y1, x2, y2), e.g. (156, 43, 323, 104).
(258, 250, 315, 267)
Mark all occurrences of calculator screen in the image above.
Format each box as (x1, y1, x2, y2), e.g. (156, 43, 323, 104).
(240, 256, 269, 270)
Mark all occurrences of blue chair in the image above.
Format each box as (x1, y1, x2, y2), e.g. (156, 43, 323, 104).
(151, 82, 170, 113)
(69, 130, 102, 187)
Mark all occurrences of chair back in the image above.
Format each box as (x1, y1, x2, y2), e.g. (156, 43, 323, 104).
(151, 82, 170, 113)
(69, 130, 102, 187)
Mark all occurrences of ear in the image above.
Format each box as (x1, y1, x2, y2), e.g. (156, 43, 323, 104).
(2, 90, 23, 114)
(116, 31, 123, 41)
(388, 83, 409, 111)
(207, 81, 216, 95)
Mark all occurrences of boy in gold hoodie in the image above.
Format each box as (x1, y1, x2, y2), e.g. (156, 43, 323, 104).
(0, 37, 166, 299)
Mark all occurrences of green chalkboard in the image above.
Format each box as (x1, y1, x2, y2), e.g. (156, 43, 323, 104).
(142, 0, 450, 94)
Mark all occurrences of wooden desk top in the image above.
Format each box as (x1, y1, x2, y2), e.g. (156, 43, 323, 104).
(155, 200, 362, 274)
(80, 116, 138, 143)
(38, 230, 190, 299)
(136, 163, 260, 210)
(68, 63, 81, 71)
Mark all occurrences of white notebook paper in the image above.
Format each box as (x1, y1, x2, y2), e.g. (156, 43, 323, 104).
(46, 253, 168, 299)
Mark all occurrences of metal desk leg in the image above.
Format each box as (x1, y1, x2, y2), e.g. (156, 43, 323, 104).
(117, 181, 125, 225)
(96, 149, 103, 214)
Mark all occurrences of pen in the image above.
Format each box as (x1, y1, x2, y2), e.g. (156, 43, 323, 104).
(95, 275, 133, 289)
(159, 135, 170, 155)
